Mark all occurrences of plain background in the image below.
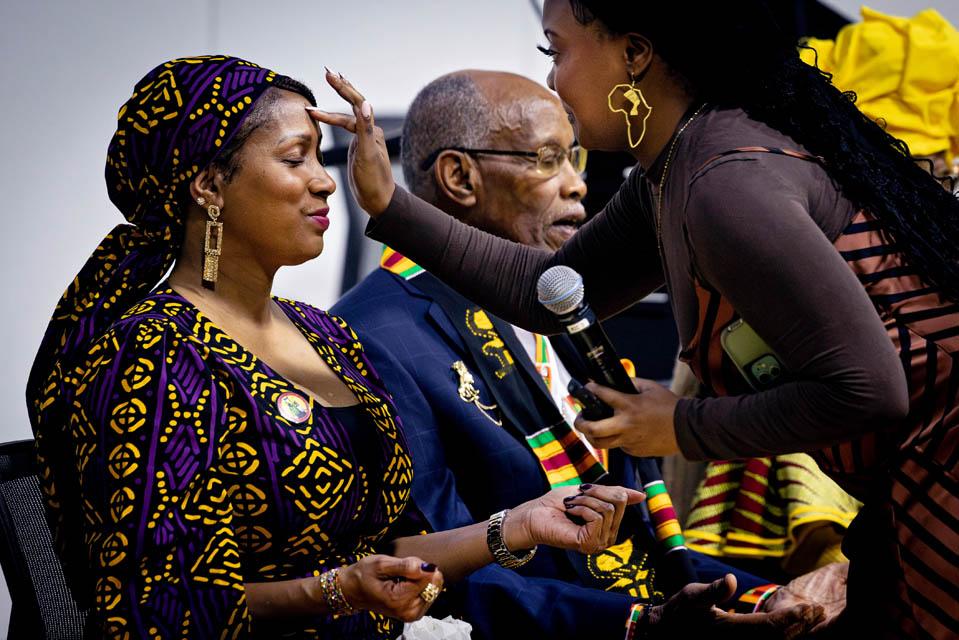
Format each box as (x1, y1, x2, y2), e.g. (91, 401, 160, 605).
(1, 0, 956, 634)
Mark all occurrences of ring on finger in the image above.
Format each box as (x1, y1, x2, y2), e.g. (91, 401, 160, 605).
(419, 582, 441, 604)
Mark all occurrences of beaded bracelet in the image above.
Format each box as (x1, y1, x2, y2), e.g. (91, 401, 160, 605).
(624, 602, 650, 640)
(318, 567, 356, 617)
(733, 583, 781, 613)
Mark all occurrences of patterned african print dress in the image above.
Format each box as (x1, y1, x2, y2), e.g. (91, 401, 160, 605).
(679, 147, 959, 638)
(35, 286, 421, 639)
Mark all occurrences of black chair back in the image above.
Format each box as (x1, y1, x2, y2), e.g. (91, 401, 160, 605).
(0, 439, 86, 639)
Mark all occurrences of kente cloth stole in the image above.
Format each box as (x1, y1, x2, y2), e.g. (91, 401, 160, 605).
(528, 331, 611, 482)
(381, 248, 689, 561)
(381, 246, 606, 488)
(525, 423, 607, 488)
(382, 247, 700, 597)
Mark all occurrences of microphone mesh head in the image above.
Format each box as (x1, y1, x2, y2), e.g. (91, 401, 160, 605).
(537, 266, 585, 315)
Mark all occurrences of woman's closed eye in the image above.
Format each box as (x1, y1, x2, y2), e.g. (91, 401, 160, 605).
(537, 44, 559, 60)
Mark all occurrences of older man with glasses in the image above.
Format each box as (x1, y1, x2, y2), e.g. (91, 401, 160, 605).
(332, 70, 826, 639)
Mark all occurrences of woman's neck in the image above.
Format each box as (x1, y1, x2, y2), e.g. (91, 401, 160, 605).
(631, 101, 695, 169)
(168, 247, 277, 326)
(629, 80, 696, 170)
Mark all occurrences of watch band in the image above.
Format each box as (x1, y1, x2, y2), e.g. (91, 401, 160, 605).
(487, 509, 537, 569)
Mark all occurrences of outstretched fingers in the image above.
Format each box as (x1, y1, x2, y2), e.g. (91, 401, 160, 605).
(306, 107, 357, 133)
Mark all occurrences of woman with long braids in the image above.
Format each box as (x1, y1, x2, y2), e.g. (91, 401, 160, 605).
(314, 1, 959, 637)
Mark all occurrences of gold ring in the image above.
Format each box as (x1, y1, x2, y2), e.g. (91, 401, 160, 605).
(419, 582, 441, 604)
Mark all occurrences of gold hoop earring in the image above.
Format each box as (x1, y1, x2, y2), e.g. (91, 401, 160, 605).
(607, 76, 653, 149)
(202, 204, 223, 290)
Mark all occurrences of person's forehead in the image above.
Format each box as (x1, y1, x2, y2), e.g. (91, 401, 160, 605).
(488, 95, 572, 147)
(259, 91, 320, 141)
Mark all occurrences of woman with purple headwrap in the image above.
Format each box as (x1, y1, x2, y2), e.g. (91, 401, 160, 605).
(24, 56, 648, 639)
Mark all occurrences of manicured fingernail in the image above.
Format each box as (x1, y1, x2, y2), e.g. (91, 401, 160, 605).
(324, 66, 333, 75)
(360, 101, 372, 120)
(421, 562, 436, 572)
(580, 483, 593, 491)
(563, 496, 576, 504)
(304, 106, 323, 113)
(338, 71, 345, 80)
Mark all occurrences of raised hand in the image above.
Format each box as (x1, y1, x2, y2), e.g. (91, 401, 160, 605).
(507, 484, 645, 554)
(649, 574, 825, 639)
(337, 555, 444, 623)
(306, 69, 395, 216)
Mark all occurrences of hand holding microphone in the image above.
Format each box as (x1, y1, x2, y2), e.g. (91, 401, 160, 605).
(537, 266, 681, 457)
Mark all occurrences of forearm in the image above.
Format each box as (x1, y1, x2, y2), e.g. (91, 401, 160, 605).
(674, 373, 901, 460)
(390, 516, 530, 583)
(245, 577, 329, 620)
(367, 186, 663, 333)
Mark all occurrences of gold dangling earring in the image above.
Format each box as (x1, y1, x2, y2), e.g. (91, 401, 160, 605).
(607, 73, 653, 149)
(202, 204, 223, 290)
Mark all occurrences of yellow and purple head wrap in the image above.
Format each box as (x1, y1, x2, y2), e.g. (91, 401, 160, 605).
(801, 6, 959, 157)
(27, 55, 309, 446)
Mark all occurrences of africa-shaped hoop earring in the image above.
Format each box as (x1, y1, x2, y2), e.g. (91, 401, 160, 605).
(607, 75, 653, 149)
(202, 204, 223, 290)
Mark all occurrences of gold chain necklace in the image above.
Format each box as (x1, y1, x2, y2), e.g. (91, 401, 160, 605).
(656, 104, 708, 255)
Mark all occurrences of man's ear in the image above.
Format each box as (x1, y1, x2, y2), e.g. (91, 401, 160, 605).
(434, 151, 480, 208)
(623, 33, 654, 82)
(188, 165, 226, 210)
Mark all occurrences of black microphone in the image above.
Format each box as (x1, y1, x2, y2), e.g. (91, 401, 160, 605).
(537, 266, 637, 396)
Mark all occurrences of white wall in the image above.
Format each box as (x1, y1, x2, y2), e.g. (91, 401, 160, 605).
(0, 4, 550, 443)
(2, 0, 958, 636)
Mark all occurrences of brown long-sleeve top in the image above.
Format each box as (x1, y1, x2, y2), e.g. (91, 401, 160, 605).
(367, 106, 909, 462)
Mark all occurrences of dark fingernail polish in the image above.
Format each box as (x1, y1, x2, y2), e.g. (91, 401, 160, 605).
(580, 483, 592, 491)
(563, 496, 575, 504)
(421, 562, 436, 572)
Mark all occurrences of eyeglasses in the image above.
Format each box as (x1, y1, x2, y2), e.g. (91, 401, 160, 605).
(420, 143, 587, 177)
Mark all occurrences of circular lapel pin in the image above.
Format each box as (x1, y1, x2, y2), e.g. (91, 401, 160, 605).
(277, 391, 311, 424)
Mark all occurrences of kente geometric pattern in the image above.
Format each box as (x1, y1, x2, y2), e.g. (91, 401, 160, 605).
(33, 287, 418, 638)
(25, 58, 307, 635)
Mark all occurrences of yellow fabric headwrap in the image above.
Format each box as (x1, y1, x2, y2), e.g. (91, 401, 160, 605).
(800, 6, 959, 157)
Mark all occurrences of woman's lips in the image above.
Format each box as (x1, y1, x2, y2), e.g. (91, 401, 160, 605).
(307, 208, 330, 231)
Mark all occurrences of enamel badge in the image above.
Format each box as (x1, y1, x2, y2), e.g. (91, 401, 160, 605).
(277, 391, 311, 424)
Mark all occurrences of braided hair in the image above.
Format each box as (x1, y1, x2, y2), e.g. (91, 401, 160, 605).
(571, 0, 959, 302)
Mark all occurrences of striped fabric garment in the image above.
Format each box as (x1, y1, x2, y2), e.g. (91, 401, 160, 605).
(525, 423, 608, 488)
(382, 245, 690, 562)
(644, 480, 685, 551)
(681, 146, 959, 638)
(381, 246, 425, 280)
(684, 455, 860, 563)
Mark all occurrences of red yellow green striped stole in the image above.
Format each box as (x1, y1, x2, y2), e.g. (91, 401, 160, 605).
(530, 332, 611, 471)
(382, 246, 608, 488)
(381, 246, 425, 280)
(525, 422, 607, 488)
(380, 246, 686, 555)
(644, 480, 684, 550)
